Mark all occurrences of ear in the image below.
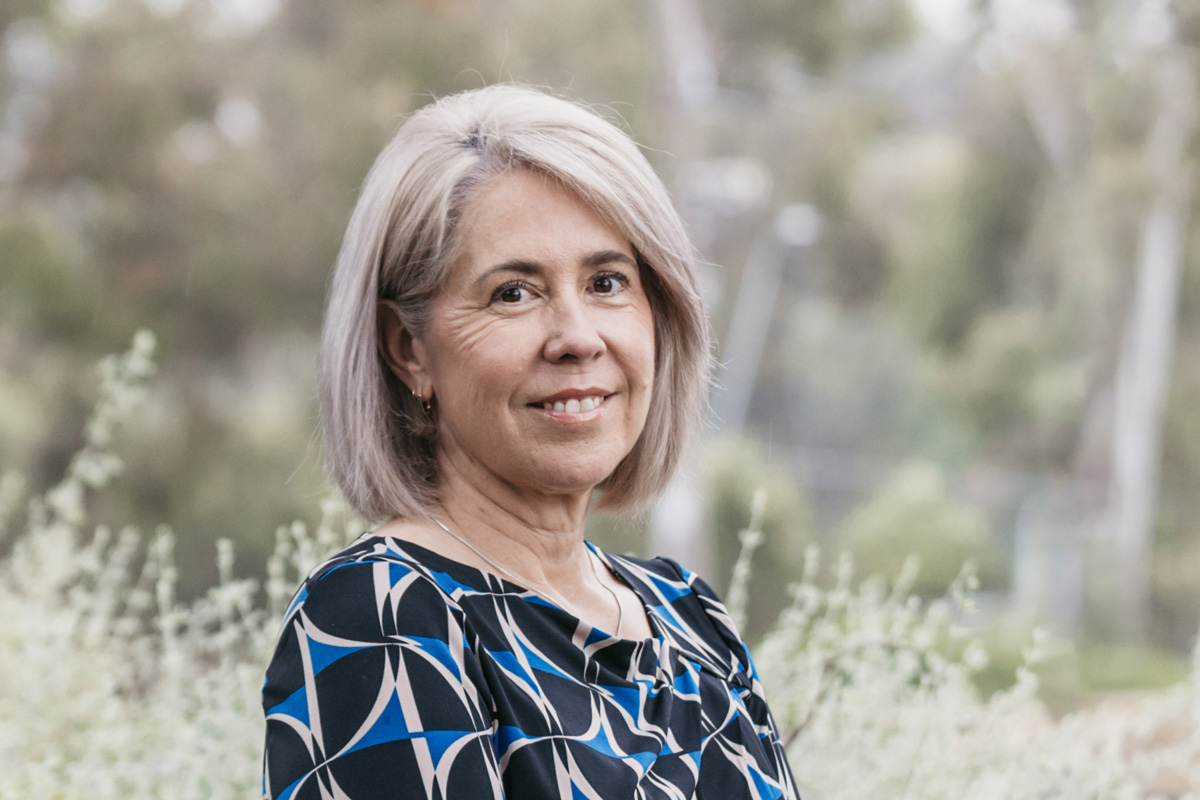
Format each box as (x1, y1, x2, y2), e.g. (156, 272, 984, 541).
(377, 300, 432, 398)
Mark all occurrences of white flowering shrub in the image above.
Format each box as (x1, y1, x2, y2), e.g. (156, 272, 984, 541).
(0, 335, 1197, 798)
(0, 333, 361, 799)
(746, 546, 1200, 799)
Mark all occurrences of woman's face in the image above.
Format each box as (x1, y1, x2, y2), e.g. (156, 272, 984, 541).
(411, 170, 656, 498)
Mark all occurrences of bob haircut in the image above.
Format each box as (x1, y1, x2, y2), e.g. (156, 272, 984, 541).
(320, 84, 712, 522)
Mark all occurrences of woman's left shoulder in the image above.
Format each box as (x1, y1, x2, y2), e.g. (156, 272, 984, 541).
(608, 551, 728, 610)
(606, 551, 756, 677)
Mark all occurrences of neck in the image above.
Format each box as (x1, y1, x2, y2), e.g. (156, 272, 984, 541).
(432, 445, 594, 590)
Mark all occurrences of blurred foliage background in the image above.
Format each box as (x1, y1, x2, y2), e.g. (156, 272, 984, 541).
(4, 0, 1200, 696)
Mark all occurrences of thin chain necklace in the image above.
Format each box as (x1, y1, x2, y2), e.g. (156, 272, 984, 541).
(433, 518, 624, 638)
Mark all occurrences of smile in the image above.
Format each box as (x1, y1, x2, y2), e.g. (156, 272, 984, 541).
(527, 388, 614, 419)
(539, 395, 605, 413)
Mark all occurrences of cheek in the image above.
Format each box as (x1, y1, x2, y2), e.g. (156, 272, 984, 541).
(628, 306, 657, 393)
(443, 351, 523, 419)
(432, 317, 533, 391)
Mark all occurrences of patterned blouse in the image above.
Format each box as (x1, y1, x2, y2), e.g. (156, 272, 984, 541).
(261, 534, 799, 800)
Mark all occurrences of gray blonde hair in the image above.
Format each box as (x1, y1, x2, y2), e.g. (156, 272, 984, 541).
(320, 84, 711, 522)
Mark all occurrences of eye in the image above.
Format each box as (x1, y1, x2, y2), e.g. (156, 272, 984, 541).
(493, 281, 532, 304)
(591, 271, 628, 295)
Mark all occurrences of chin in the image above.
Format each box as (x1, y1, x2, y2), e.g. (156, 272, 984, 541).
(517, 461, 622, 497)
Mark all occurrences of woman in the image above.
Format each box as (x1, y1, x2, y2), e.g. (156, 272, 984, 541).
(262, 84, 799, 800)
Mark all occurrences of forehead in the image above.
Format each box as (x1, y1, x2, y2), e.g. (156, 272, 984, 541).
(449, 170, 633, 277)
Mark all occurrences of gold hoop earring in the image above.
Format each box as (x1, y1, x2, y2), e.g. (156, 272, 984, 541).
(412, 388, 432, 416)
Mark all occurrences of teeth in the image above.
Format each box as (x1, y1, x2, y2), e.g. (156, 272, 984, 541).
(542, 396, 604, 413)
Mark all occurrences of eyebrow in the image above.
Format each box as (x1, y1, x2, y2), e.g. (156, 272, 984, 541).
(582, 249, 638, 269)
(472, 250, 638, 287)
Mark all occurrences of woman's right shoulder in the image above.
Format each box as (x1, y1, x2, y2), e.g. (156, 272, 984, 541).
(279, 533, 465, 635)
(305, 530, 428, 581)
(262, 534, 501, 798)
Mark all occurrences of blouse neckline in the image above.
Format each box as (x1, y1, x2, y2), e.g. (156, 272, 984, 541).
(361, 533, 669, 646)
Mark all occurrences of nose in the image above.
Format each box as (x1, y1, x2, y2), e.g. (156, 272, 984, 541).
(542, 296, 606, 362)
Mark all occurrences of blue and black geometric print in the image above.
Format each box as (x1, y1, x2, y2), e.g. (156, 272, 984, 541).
(262, 533, 799, 799)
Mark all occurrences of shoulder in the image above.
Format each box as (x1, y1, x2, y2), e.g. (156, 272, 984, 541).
(263, 535, 488, 714)
(272, 535, 473, 659)
(608, 551, 755, 679)
(610, 551, 728, 613)
(263, 536, 503, 799)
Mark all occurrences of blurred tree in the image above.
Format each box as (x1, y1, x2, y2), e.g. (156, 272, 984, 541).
(702, 435, 812, 640)
(3, 0, 1200, 662)
(0, 0, 658, 594)
(681, 0, 1200, 649)
(837, 459, 1004, 598)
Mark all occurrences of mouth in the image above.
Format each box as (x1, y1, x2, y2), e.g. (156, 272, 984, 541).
(527, 389, 613, 416)
(537, 395, 606, 413)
